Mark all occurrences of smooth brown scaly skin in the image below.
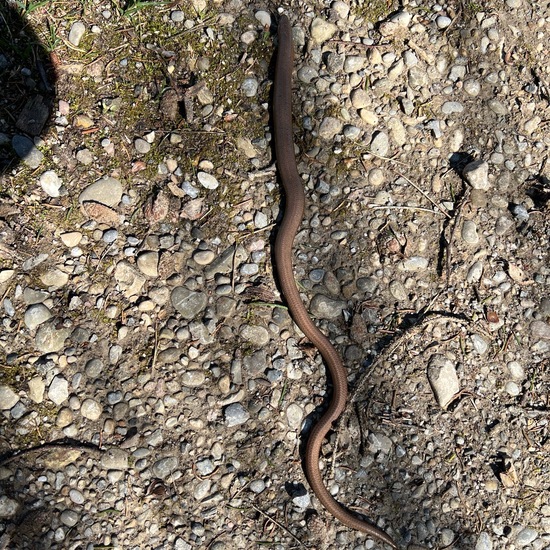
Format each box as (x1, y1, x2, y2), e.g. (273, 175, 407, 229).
(273, 15, 398, 549)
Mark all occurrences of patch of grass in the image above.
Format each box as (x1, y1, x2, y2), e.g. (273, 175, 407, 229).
(465, 1, 484, 14)
(354, 0, 396, 23)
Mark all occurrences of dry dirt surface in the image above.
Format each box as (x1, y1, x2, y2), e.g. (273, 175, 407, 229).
(0, 1, 549, 549)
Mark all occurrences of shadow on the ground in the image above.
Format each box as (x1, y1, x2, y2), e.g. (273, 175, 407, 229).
(0, 2, 56, 175)
(0, 5, 58, 547)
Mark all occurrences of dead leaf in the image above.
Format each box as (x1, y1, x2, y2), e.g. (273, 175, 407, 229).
(81, 201, 122, 225)
(486, 310, 499, 323)
(180, 198, 204, 220)
(507, 262, 525, 282)
(499, 461, 519, 488)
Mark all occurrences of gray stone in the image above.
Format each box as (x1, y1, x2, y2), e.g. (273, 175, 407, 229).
(78, 177, 123, 207)
(286, 403, 303, 429)
(204, 244, 247, 279)
(530, 320, 550, 340)
(181, 370, 206, 387)
(81, 398, 102, 420)
(309, 294, 346, 319)
(318, 117, 343, 140)
(39, 170, 62, 197)
(137, 251, 159, 277)
(463, 160, 490, 190)
(28, 376, 45, 403)
(85, 358, 103, 377)
(512, 204, 529, 222)
(495, 215, 513, 235)
(441, 101, 464, 114)
(100, 448, 129, 470)
(0, 385, 19, 410)
(69, 489, 84, 504)
(427, 354, 459, 409)
(368, 432, 393, 454)
(466, 261, 483, 283)
(487, 99, 508, 116)
(193, 250, 216, 265)
(171, 287, 208, 319)
(344, 55, 366, 73)
(194, 479, 212, 500)
(24, 303, 52, 330)
(464, 79, 481, 96)
(56, 407, 73, 428)
(68, 21, 86, 46)
(389, 280, 407, 301)
(0, 496, 19, 518)
(370, 131, 390, 157)
(76, 148, 93, 165)
(475, 531, 493, 550)
(402, 256, 429, 271)
(102, 229, 118, 243)
(171, 10, 184, 22)
(343, 125, 361, 140)
(255, 10, 271, 27)
(242, 351, 267, 376)
(462, 220, 479, 244)
(253, 211, 269, 229)
(48, 376, 69, 405)
(60, 510, 79, 527)
(240, 263, 259, 276)
(292, 493, 311, 509)
(197, 171, 219, 190)
(40, 267, 69, 288)
(471, 334, 489, 354)
(436, 15, 452, 29)
(134, 138, 150, 154)
(224, 403, 250, 427)
(22, 253, 49, 272)
(310, 17, 338, 43)
(157, 348, 180, 364)
(35, 322, 70, 353)
(507, 361, 525, 380)
(249, 479, 266, 494)
(195, 458, 216, 476)
(153, 456, 178, 479)
(12, 135, 43, 168)
(350, 88, 369, 109)
(114, 261, 146, 298)
(241, 77, 259, 96)
(297, 66, 318, 83)
(516, 527, 538, 547)
(505, 381, 521, 397)
(241, 325, 269, 346)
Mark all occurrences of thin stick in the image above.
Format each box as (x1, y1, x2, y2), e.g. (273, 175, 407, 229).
(396, 172, 452, 219)
(251, 504, 306, 548)
(365, 204, 446, 215)
(0, 441, 101, 468)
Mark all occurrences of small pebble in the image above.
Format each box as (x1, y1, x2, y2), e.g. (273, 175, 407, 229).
(134, 138, 151, 154)
(69, 489, 85, 505)
(39, 170, 62, 197)
(48, 376, 69, 405)
(68, 21, 86, 46)
(505, 381, 521, 397)
(80, 398, 102, 420)
(463, 160, 490, 190)
(224, 403, 250, 427)
(197, 172, 219, 190)
(0, 386, 19, 410)
(370, 131, 390, 157)
(436, 15, 452, 29)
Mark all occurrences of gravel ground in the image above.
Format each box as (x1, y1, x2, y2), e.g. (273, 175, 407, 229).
(0, 1, 549, 549)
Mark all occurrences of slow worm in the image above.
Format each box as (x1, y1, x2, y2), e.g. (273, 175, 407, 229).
(272, 14, 397, 549)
